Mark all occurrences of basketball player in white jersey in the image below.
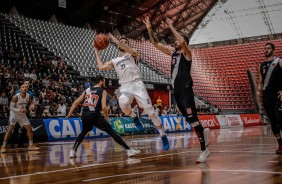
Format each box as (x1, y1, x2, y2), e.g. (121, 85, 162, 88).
(1, 84, 39, 153)
(94, 33, 169, 151)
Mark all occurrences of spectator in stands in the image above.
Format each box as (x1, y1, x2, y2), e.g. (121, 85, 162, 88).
(23, 69, 30, 79)
(109, 94, 118, 108)
(42, 76, 50, 87)
(5, 81, 14, 100)
(29, 69, 37, 82)
(29, 101, 36, 117)
(153, 104, 160, 116)
(3, 68, 10, 80)
(162, 106, 168, 116)
(0, 68, 4, 78)
(84, 78, 91, 89)
(52, 58, 58, 68)
(258, 42, 282, 154)
(17, 68, 24, 79)
(0, 91, 9, 116)
(56, 99, 67, 117)
(156, 96, 163, 110)
(0, 78, 4, 91)
(12, 77, 19, 91)
(144, 16, 210, 163)
(168, 104, 177, 115)
(52, 71, 60, 82)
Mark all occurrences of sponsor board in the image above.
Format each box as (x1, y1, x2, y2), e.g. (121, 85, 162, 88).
(198, 115, 220, 129)
(216, 115, 244, 128)
(240, 114, 262, 127)
(110, 117, 156, 135)
(0, 118, 48, 144)
(43, 118, 108, 141)
(159, 116, 192, 132)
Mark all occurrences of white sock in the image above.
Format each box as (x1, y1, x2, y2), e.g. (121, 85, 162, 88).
(158, 129, 166, 137)
(129, 110, 136, 118)
(2, 141, 7, 147)
(29, 140, 33, 146)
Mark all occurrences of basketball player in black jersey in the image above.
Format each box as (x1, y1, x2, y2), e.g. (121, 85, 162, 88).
(258, 43, 282, 154)
(66, 75, 140, 158)
(143, 17, 210, 163)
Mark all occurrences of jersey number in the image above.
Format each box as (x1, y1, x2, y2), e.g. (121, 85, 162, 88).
(85, 94, 99, 107)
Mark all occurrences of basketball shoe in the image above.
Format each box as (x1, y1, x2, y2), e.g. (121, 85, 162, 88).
(161, 135, 170, 151)
(196, 149, 210, 163)
(127, 149, 141, 157)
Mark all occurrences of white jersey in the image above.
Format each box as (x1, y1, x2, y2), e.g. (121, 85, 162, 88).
(11, 93, 30, 117)
(112, 53, 141, 85)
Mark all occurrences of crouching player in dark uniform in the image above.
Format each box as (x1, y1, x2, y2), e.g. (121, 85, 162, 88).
(66, 75, 140, 158)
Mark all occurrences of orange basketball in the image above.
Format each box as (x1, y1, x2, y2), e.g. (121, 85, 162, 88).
(94, 34, 109, 50)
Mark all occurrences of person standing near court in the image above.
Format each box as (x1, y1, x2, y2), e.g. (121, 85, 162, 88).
(258, 42, 282, 154)
(143, 16, 210, 163)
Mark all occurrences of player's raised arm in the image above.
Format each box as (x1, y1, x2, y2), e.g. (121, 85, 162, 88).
(166, 18, 192, 61)
(94, 47, 114, 71)
(109, 33, 138, 58)
(143, 16, 173, 56)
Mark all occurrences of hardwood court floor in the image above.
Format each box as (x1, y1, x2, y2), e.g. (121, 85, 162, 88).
(0, 125, 282, 184)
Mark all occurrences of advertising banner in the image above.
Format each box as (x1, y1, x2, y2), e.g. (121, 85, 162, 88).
(216, 115, 244, 128)
(198, 115, 220, 129)
(240, 114, 262, 127)
(110, 117, 156, 135)
(0, 118, 48, 144)
(159, 116, 192, 132)
(43, 118, 109, 141)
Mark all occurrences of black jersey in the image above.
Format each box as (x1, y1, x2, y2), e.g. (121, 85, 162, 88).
(171, 51, 193, 90)
(260, 58, 282, 93)
(82, 86, 104, 112)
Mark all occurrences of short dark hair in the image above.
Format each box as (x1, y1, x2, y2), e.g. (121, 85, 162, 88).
(265, 42, 275, 50)
(93, 75, 105, 84)
(119, 37, 129, 45)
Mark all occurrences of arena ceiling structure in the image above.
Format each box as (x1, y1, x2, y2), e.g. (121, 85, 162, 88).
(190, 0, 282, 45)
(0, 0, 218, 44)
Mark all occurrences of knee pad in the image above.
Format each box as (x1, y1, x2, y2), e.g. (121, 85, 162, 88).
(143, 106, 161, 126)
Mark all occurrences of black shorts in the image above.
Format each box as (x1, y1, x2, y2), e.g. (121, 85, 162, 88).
(81, 111, 112, 132)
(174, 87, 199, 123)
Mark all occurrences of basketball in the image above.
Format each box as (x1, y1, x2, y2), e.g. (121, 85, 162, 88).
(94, 34, 109, 50)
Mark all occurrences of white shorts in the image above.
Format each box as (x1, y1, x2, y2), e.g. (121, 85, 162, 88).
(119, 80, 152, 108)
(9, 114, 30, 127)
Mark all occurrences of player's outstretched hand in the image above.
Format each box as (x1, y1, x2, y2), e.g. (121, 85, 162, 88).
(142, 16, 152, 30)
(165, 17, 174, 28)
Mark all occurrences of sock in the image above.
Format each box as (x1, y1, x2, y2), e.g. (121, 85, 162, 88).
(2, 141, 7, 147)
(158, 128, 166, 137)
(192, 121, 206, 151)
(130, 110, 137, 118)
(277, 137, 282, 145)
(29, 140, 33, 146)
